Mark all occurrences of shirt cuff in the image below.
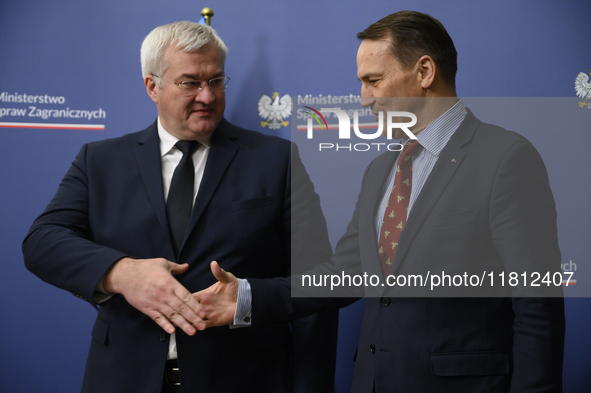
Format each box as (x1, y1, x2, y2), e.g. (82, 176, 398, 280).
(231, 278, 252, 328)
(93, 277, 114, 304)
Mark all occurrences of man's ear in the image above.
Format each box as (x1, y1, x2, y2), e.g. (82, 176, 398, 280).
(416, 55, 436, 89)
(145, 75, 159, 104)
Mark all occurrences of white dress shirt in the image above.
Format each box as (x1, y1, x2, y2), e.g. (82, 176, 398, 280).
(158, 118, 210, 360)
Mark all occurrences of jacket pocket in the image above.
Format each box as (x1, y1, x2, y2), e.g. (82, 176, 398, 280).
(232, 196, 274, 211)
(91, 317, 109, 345)
(430, 352, 509, 376)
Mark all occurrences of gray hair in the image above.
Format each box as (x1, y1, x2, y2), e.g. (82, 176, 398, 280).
(141, 21, 228, 88)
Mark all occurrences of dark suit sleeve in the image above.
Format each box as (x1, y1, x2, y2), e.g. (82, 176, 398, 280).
(23, 144, 127, 306)
(285, 143, 340, 393)
(250, 147, 369, 327)
(489, 139, 565, 392)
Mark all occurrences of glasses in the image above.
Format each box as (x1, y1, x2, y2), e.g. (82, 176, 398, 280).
(152, 74, 230, 95)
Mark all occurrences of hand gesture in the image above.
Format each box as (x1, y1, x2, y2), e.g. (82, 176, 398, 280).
(194, 261, 239, 328)
(103, 257, 206, 334)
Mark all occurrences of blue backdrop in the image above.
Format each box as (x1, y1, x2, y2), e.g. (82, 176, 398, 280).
(1, 1, 589, 392)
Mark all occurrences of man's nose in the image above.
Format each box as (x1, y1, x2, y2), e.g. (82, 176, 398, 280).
(194, 84, 216, 104)
(360, 96, 375, 107)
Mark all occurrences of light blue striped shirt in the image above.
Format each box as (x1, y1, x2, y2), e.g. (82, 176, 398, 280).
(375, 99, 467, 238)
(233, 278, 252, 327)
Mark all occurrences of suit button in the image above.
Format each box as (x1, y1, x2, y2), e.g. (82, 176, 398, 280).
(159, 333, 166, 342)
(370, 344, 376, 354)
(380, 297, 390, 306)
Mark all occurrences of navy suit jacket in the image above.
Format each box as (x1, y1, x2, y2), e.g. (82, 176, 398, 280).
(23, 119, 338, 393)
(250, 110, 565, 392)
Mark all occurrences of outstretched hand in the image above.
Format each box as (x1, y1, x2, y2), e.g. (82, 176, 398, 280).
(102, 257, 206, 335)
(194, 261, 240, 328)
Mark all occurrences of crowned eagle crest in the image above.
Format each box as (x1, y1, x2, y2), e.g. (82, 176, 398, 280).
(258, 92, 292, 129)
(575, 71, 591, 108)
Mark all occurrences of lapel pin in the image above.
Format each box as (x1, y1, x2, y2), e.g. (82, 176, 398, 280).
(451, 158, 457, 163)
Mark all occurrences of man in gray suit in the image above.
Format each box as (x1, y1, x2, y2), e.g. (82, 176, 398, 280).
(193, 11, 565, 393)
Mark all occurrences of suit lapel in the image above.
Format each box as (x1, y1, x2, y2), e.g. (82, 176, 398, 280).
(133, 122, 173, 252)
(389, 110, 480, 276)
(133, 119, 240, 259)
(181, 119, 239, 252)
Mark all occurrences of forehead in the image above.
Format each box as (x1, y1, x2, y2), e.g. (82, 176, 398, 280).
(163, 43, 224, 76)
(356, 39, 401, 78)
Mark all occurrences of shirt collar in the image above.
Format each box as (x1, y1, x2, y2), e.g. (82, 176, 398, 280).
(157, 117, 212, 157)
(401, 99, 467, 157)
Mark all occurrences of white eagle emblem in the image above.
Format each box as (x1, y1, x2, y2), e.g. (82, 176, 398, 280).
(258, 92, 292, 129)
(574, 71, 591, 108)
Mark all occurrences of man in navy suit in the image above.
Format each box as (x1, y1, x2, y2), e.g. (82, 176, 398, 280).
(195, 11, 565, 392)
(23, 21, 338, 393)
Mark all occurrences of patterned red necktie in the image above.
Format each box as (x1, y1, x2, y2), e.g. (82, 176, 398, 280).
(378, 140, 422, 276)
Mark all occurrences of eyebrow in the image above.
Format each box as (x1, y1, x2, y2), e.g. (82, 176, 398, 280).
(358, 72, 383, 81)
(179, 71, 225, 80)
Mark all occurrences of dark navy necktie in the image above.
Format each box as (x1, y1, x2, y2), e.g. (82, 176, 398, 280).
(166, 140, 199, 256)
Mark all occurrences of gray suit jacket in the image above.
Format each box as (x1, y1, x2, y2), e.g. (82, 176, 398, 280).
(250, 109, 565, 392)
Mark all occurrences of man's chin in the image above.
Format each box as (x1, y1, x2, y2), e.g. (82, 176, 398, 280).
(187, 120, 221, 140)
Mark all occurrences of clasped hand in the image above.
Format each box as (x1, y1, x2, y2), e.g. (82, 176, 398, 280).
(103, 258, 239, 335)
